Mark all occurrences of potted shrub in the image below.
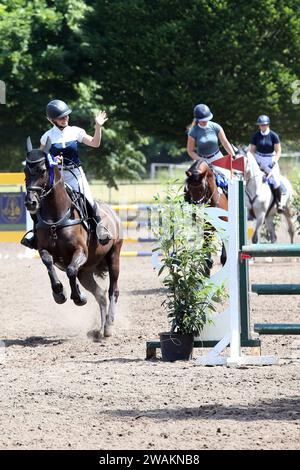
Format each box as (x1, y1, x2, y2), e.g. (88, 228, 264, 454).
(292, 180, 300, 235)
(152, 184, 227, 361)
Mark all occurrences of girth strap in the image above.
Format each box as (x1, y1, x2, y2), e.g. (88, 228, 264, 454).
(36, 207, 83, 231)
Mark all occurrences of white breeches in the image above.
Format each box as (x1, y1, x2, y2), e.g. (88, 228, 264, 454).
(255, 152, 281, 188)
(62, 167, 94, 206)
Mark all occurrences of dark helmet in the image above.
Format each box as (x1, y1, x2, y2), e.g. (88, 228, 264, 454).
(193, 103, 213, 121)
(256, 114, 270, 125)
(46, 99, 72, 120)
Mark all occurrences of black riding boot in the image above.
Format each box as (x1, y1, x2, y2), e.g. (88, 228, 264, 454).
(92, 203, 112, 245)
(274, 186, 283, 213)
(20, 214, 38, 249)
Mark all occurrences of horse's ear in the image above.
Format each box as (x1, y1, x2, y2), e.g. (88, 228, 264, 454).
(44, 136, 52, 154)
(26, 136, 33, 152)
(186, 170, 192, 177)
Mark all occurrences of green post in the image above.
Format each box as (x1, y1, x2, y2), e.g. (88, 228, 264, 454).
(254, 323, 300, 335)
(238, 180, 260, 347)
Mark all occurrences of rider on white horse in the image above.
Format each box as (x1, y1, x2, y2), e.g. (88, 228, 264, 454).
(249, 115, 283, 212)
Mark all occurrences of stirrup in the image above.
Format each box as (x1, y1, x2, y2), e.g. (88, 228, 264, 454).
(277, 203, 284, 214)
(20, 233, 37, 250)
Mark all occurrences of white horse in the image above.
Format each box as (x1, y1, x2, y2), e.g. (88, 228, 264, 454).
(244, 151, 295, 244)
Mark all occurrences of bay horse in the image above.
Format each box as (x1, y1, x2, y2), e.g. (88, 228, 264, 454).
(184, 159, 228, 268)
(244, 151, 295, 244)
(23, 137, 123, 340)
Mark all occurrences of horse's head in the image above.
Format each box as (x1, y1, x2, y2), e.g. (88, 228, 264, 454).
(185, 159, 212, 204)
(24, 137, 52, 213)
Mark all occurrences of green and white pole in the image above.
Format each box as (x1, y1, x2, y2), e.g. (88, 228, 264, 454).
(227, 179, 277, 366)
(196, 178, 277, 366)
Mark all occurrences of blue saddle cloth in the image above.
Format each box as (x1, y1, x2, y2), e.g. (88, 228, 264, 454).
(215, 173, 228, 189)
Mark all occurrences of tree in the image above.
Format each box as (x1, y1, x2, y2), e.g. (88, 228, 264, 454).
(2, 0, 300, 174)
(85, 0, 300, 143)
(0, 0, 146, 183)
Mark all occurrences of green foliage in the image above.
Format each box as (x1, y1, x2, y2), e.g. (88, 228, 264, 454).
(0, 0, 147, 183)
(72, 80, 147, 187)
(1, 0, 300, 178)
(85, 0, 300, 143)
(152, 184, 227, 335)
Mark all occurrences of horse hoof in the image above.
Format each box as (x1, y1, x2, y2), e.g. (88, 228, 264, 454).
(87, 329, 102, 342)
(104, 325, 113, 337)
(71, 293, 87, 306)
(53, 290, 67, 304)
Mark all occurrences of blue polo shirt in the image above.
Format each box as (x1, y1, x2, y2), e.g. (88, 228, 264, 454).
(188, 122, 222, 157)
(251, 130, 280, 154)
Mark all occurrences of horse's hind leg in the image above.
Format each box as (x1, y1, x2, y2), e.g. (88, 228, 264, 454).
(105, 242, 122, 337)
(283, 207, 295, 244)
(39, 249, 67, 304)
(220, 243, 227, 266)
(67, 249, 88, 306)
(77, 270, 107, 340)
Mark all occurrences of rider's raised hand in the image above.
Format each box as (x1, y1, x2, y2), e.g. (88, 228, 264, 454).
(95, 111, 108, 127)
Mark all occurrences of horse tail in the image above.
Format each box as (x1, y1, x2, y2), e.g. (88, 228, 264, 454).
(95, 259, 108, 279)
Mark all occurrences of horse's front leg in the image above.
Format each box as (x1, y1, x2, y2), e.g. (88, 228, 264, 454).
(252, 212, 265, 244)
(264, 214, 277, 244)
(67, 248, 88, 306)
(39, 249, 67, 304)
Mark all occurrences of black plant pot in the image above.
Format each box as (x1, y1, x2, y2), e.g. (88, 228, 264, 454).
(159, 332, 194, 362)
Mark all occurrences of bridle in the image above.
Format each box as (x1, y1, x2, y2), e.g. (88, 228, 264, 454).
(25, 154, 82, 238)
(186, 180, 211, 205)
(26, 158, 63, 201)
(186, 160, 221, 206)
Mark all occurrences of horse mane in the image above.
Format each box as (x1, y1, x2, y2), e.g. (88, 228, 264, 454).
(246, 151, 262, 177)
(186, 158, 211, 177)
(188, 160, 201, 172)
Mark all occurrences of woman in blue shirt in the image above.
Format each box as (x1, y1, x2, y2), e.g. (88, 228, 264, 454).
(250, 115, 283, 211)
(187, 104, 235, 181)
(21, 99, 112, 249)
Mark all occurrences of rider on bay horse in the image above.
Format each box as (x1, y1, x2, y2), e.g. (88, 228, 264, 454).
(249, 114, 283, 212)
(186, 103, 236, 191)
(21, 99, 113, 249)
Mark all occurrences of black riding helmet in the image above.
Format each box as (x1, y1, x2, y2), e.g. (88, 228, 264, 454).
(193, 103, 213, 121)
(256, 115, 270, 125)
(46, 99, 72, 120)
